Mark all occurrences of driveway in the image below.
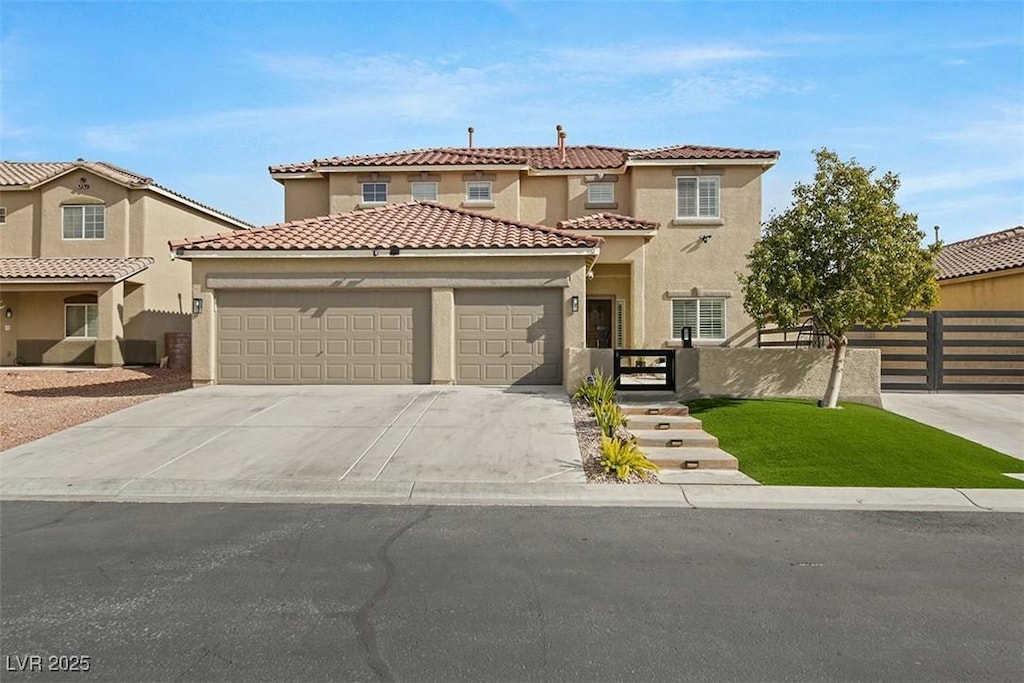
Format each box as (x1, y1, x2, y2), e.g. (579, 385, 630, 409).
(0, 385, 584, 497)
(882, 392, 1024, 460)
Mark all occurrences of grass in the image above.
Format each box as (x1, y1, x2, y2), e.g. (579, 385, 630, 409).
(686, 398, 1024, 488)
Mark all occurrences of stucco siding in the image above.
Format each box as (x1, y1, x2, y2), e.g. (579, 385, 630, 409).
(937, 269, 1024, 310)
(0, 189, 39, 256)
(283, 178, 330, 222)
(325, 170, 521, 219)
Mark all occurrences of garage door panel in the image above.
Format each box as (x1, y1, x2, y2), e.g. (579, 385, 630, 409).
(217, 289, 428, 385)
(454, 289, 562, 385)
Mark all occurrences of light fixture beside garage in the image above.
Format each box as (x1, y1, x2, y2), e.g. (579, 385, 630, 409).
(192, 298, 203, 314)
(571, 295, 579, 313)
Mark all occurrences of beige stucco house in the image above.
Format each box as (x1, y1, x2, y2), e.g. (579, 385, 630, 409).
(935, 226, 1024, 311)
(0, 161, 251, 366)
(173, 134, 778, 387)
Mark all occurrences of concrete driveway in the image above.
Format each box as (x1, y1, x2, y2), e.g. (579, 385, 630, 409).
(882, 392, 1024, 460)
(0, 385, 584, 496)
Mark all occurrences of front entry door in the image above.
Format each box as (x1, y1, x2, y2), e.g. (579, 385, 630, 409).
(586, 298, 613, 348)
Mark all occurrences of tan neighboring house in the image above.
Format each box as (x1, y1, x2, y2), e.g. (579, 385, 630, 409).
(935, 226, 1024, 310)
(0, 161, 251, 367)
(172, 134, 778, 387)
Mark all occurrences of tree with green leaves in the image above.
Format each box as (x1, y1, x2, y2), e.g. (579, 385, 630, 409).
(740, 148, 939, 408)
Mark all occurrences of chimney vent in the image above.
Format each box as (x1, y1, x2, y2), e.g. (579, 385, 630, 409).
(467, 126, 475, 149)
(557, 125, 567, 163)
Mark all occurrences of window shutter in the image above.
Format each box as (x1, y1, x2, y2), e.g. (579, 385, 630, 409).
(699, 299, 725, 339)
(614, 299, 625, 348)
(677, 178, 697, 217)
(588, 183, 614, 204)
(672, 299, 697, 338)
(698, 177, 719, 217)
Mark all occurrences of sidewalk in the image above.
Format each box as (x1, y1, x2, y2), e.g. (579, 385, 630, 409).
(2, 477, 1022, 512)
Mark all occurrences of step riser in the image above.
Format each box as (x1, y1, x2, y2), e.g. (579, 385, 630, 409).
(633, 435, 719, 449)
(625, 417, 701, 431)
(649, 459, 738, 471)
(621, 406, 689, 417)
(642, 447, 738, 471)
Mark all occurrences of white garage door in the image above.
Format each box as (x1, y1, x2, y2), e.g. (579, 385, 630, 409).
(454, 288, 563, 385)
(217, 290, 430, 384)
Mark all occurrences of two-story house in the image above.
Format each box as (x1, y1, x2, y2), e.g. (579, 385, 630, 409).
(0, 161, 251, 367)
(172, 130, 778, 387)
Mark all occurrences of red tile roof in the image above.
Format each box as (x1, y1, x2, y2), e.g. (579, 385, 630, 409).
(171, 202, 601, 253)
(0, 257, 154, 281)
(270, 143, 778, 175)
(0, 161, 253, 228)
(558, 213, 660, 231)
(936, 227, 1024, 280)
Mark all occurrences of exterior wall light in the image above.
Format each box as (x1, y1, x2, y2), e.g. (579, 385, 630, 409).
(192, 298, 203, 314)
(571, 295, 580, 313)
(4, 308, 11, 319)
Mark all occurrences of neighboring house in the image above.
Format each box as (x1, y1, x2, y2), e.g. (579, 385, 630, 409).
(935, 226, 1024, 310)
(0, 161, 251, 367)
(173, 132, 778, 386)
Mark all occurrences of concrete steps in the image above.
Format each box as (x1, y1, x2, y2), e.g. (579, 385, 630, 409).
(625, 414, 702, 431)
(621, 401, 740, 473)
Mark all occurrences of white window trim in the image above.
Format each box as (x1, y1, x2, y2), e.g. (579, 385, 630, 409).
(410, 181, 438, 202)
(670, 297, 726, 342)
(676, 176, 720, 219)
(65, 303, 99, 339)
(62, 204, 106, 240)
(587, 182, 615, 205)
(361, 182, 389, 204)
(465, 180, 493, 202)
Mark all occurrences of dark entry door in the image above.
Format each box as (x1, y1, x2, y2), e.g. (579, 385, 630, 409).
(586, 298, 613, 348)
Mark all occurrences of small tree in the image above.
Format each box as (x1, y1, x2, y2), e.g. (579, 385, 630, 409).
(740, 148, 939, 408)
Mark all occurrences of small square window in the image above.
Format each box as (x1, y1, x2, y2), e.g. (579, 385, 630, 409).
(361, 182, 388, 203)
(411, 181, 438, 202)
(671, 298, 725, 341)
(62, 205, 105, 239)
(65, 303, 99, 338)
(0, 207, 7, 224)
(676, 176, 720, 218)
(587, 183, 615, 204)
(466, 181, 492, 202)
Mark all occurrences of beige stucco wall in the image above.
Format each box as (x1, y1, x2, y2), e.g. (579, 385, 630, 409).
(283, 178, 330, 222)
(1, 169, 247, 365)
(187, 254, 589, 386)
(519, 175, 567, 226)
(937, 269, 1024, 311)
(324, 170, 521, 219)
(566, 347, 881, 406)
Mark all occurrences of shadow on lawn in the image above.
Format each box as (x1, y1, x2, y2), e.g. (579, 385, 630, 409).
(682, 397, 747, 415)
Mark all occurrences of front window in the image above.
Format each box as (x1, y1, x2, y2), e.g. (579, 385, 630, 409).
(411, 181, 438, 201)
(65, 303, 98, 338)
(672, 298, 725, 341)
(62, 205, 105, 239)
(465, 181, 492, 202)
(361, 182, 388, 203)
(0, 207, 7, 224)
(587, 182, 615, 204)
(676, 176, 719, 218)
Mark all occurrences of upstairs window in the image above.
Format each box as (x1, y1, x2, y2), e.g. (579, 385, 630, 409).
(0, 207, 6, 224)
(587, 182, 615, 204)
(65, 303, 99, 338)
(411, 181, 438, 201)
(676, 176, 719, 218)
(465, 181, 492, 202)
(361, 182, 388, 204)
(671, 298, 725, 341)
(62, 205, 105, 239)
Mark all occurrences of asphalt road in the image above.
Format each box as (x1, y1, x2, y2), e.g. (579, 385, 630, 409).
(1, 502, 1021, 682)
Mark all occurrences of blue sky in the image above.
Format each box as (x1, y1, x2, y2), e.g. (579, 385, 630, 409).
(2, 1, 1021, 243)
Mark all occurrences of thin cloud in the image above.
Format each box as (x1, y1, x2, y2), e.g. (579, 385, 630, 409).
(900, 166, 1024, 196)
(547, 45, 771, 76)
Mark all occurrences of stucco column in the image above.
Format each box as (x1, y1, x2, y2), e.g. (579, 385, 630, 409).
(191, 286, 216, 386)
(430, 288, 455, 384)
(630, 245, 647, 348)
(95, 281, 125, 367)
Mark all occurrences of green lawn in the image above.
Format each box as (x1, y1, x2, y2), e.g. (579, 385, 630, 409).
(685, 398, 1024, 488)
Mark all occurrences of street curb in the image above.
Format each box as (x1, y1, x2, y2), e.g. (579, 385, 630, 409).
(2, 477, 1023, 512)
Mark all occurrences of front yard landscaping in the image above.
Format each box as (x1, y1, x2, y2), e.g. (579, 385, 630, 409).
(687, 398, 1024, 488)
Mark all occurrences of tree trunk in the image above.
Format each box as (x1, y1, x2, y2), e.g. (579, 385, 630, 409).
(822, 334, 848, 408)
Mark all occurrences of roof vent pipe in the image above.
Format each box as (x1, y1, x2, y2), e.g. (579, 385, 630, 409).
(933, 225, 940, 245)
(557, 125, 567, 163)
(468, 126, 474, 149)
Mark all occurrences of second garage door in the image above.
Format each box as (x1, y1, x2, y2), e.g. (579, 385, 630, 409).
(217, 290, 430, 384)
(455, 288, 563, 385)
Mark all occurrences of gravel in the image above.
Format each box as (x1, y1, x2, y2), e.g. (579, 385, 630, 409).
(571, 400, 660, 484)
(1, 367, 192, 451)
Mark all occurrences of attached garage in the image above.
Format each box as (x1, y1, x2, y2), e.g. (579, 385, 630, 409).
(217, 289, 430, 384)
(172, 202, 598, 388)
(455, 289, 563, 384)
